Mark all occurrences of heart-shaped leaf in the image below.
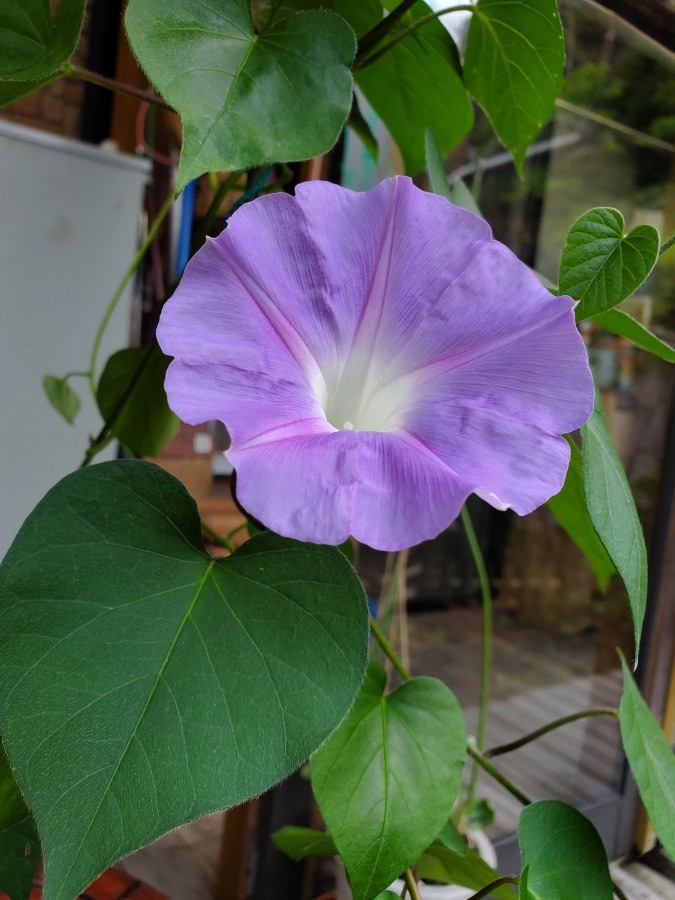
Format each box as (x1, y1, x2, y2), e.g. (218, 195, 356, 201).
(0, 0, 85, 82)
(559, 208, 660, 321)
(518, 801, 613, 899)
(310, 660, 466, 900)
(581, 393, 647, 658)
(592, 308, 675, 363)
(619, 657, 675, 859)
(96, 345, 179, 457)
(547, 437, 615, 590)
(43, 375, 81, 425)
(357, 1, 473, 176)
(125, 0, 356, 190)
(0, 460, 368, 900)
(464, 0, 564, 172)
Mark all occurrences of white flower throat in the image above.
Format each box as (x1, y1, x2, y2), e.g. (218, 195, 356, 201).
(320, 350, 412, 433)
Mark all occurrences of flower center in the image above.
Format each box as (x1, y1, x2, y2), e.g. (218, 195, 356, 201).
(321, 353, 412, 433)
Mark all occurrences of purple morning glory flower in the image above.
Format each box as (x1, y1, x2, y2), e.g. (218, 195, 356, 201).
(158, 176, 593, 551)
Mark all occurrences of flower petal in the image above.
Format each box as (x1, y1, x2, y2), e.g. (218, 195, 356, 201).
(229, 430, 471, 551)
(404, 406, 572, 515)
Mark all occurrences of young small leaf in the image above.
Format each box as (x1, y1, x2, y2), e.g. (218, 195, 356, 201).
(619, 657, 675, 858)
(547, 437, 615, 590)
(464, 0, 564, 172)
(96, 345, 179, 457)
(519, 801, 612, 899)
(592, 308, 675, 363)
(311, 660, 466, 900)
(125, 0, 356, 189)
(43, 375, 80, 425)
(0, 461, 368, 900)
(581, 393, 647, 658)
(417, 843, 515, 899)
(271, 826, 336, 861)
(559, 208, 660, 320)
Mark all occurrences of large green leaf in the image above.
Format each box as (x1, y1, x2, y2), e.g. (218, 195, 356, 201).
(464, 0, 564, 172)
(547, 437, 615, 589)
(581, 393, 647, 657)
(357, 1, 473, 175)
(310, 660, 466, 900)
(559, 208, 660, 321)
(0, 460, 368, 900)
(518, 801, 613, 899)
(417, 843, 515, 899)
(592, 308, 675, 363)
(96, 345, 179, 457)
(0, 814, 40, 900)
(0, 0, 85, 82)
(271, 826, 336, 861)
(619, 658, 675, 858)
(125, 0, 355, 190)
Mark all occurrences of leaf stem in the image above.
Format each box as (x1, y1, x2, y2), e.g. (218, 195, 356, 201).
(460, 505, 492, 800)
(356, 4, 476, 69)
(466, 876, 520, 900)
(225, 521, 249, 543)
(66, 63, 172, 110)
(659, 232, 675, 256)
(467, 743, 532, 806)
(403, 868, 422, 900)
(88, 191, 175, 395)
(369, 616, 411, 682)
(485, 708, 618, 758)
(357, 0, 419, 59)
(201, 521, 235, 553)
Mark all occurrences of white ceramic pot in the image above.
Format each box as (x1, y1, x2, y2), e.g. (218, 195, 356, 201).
(387, 831, 497, 900)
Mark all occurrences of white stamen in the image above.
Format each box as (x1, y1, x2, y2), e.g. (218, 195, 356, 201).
(342, 420, 354, 431)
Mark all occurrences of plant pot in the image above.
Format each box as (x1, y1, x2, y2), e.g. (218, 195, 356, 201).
(387, 831, 497, 900)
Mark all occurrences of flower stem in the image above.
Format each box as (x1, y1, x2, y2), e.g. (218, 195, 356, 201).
(88, 191, 175, 395)
(466, 876, 520, 900)
(460, 505, 492, 800)
(356, 4, 476, 69)
(403, 869, 422, 900)
(66, 63, 172, 110)
(369, 616, 411, 682)
(191, 170, 244, 252)
(467, 743, 532, 806)
(612, 879, 631, 900)
(485, 708, 619, 758)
